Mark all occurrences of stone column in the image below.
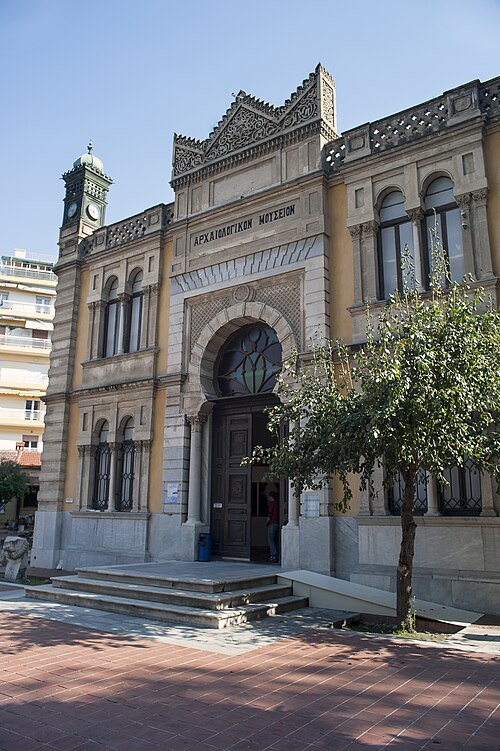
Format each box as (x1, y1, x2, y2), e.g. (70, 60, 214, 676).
(361, 221, 379, 302)
(91, 300, 107, 359)
(471, 189, 493, 280)
(407, 208, 425, 290)
(138, 440, 151, 513)
(87, 303, 96, 360)
(116, 295, 128, 354)
(370, 460, 388, 515)
(455, 193, 475, 278)
(349, 224, 363, 305)
(480, 474, 497, 517)
(143, 283, 160, 349)
(76, 445, 87, 511)
(287, 481, 300, 526)
(186, 415, 206, 524)
(85, 445, 97, 509)
(425, 474, 440, 516)
(106, 443, 118, 512)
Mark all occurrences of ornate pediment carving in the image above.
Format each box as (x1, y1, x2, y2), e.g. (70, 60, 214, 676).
(172, 64, 336, 181)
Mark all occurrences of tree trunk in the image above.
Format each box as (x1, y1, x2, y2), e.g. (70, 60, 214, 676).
(397, 468, 418, 630)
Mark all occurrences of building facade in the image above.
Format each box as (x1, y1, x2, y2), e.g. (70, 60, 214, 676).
(0, 249, 56, 525)
(31, 67, 500, 614)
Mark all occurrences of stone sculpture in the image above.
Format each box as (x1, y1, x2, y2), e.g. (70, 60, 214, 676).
(2, 535, 29, 581)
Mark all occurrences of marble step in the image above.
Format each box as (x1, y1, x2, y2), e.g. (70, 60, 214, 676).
(75, 567, 278, 594)
(25, 585, 309, 629)
(50, 575, 294, 610)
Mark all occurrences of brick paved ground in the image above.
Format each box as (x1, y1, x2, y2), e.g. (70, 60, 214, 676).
(0, 611, 498, 751)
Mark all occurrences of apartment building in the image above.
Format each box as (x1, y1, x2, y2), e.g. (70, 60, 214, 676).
(0, 249, 56, 524)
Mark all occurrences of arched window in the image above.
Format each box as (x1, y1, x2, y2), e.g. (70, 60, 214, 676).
(424, 177, 464, 284)
(92, 421, 111, 510)
(117, 418, 135, 511)
(103, 278, 121, 357)
(125, 270, 143, 354)
(378, 191, 414, 299)
(215, 324, 282, 397)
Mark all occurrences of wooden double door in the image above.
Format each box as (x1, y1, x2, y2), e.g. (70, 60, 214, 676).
(210, 396, 286, 560)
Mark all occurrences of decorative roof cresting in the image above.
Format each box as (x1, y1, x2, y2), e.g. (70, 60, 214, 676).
(172, 64, 336, 182)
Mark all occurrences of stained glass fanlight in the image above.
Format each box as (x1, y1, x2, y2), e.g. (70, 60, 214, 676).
(216, 325, 282, 397)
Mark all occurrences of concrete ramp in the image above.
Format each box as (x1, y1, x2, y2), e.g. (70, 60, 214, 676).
(278, 570, 483, 627)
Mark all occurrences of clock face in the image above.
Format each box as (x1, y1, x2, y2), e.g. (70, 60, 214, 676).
(86, 203, 100, 221)
(67, 201, 78, 219)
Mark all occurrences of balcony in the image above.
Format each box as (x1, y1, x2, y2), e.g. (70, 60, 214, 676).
(0, 263, 56, 282)
(0, 407, 46, 425)
(0, 299, 54, 316)
(0, 372, 49, 389)
(0, 334, 52, 350)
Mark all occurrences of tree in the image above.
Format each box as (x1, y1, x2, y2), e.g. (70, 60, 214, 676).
(0, 461, 29, 517)
(250, 238, 500, 630)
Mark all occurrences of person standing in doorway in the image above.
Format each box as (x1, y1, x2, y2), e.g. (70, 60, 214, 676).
(267, 490, 279, 563)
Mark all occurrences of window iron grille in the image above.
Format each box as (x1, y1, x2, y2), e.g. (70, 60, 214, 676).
(116, 440, 135, 512)
(388, 468, 428, 515)
(92, 443, 111, 510)
(439, 457, 482, 516)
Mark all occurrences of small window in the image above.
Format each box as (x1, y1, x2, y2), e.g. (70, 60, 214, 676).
(23, 435, 39, 450)
(378, 191, 415, 299)
(424, 177, 464, 285)
(35, 296, 51, 314)
(25, 400, 41, 420)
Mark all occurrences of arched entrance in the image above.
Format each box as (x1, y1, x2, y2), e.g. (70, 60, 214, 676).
(209, 324, 287, 560)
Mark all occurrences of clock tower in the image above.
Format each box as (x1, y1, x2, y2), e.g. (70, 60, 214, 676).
(62, 142, 112, 230)
(32, 144, 113, 567)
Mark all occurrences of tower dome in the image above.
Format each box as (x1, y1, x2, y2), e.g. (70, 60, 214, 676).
(72, 141, 104, 173)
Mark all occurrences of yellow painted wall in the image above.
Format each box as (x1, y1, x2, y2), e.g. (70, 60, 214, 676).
(484, 129, 500, 280)
(327, 183, 354, 341)
(62, 400, 80, 506)
(149, 386, 166, 513)
(156, 240, 172, 376)
(72, 268, 90, 390)
(327, 182, 360, 515)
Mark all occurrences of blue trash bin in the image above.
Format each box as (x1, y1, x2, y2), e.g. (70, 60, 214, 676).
(199, 532, 212, 562)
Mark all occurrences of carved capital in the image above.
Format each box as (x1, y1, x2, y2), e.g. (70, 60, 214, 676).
(406, 207, 424, 223)
(471, 188, 488, 205)
(362, 220, 379, 238)
(348, 224, 362, 240)
(455, 192, 472, 210)
(147, 283, 161, 298)
(118, 293, 129, 304)
(186, 414, 207, 432)
(139, 439, 152, 451)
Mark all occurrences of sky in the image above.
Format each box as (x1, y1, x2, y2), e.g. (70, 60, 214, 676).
(1, 0, 499, 262)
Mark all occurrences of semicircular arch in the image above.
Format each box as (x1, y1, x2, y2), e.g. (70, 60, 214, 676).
(185, 302, 297, 409)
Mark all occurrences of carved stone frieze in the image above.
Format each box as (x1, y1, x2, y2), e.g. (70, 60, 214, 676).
(172, 65, 336, 181)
